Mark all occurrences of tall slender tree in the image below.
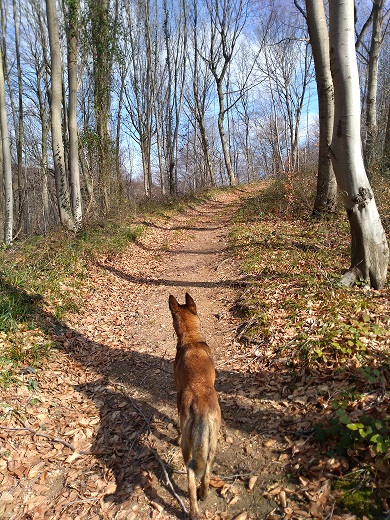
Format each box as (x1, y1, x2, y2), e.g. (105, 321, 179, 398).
(88, 0, 118, 211)
(186, 0, 215, 187)
(203, 0, 249, 186)
(302, 0, 337, 216)
(12, 0, 25, 232)
(364, 0, 384, 168)
(328, 0, 388, 288)
(46, 0, 75, 231)
(65, 0, 82, 227)
(0, 42, 13, 244)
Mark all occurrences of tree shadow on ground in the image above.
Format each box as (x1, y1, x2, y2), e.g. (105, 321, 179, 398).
(97, 263, 258, 290)
(4, 278, 383, 517)
(141, 220, 223, 232)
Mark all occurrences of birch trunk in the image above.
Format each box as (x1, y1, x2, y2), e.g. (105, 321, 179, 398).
(216, 78, 237, 186)
(13, 0, 24, 232)
(46, 0, 75, 231)
(0, 44, 13, 244)
(66, 0, 82, 228)
(305, 0, 337, 216)
(329, 0, 388, 289)
(364, 0, 383, 168)
(383, 103, 390, 167)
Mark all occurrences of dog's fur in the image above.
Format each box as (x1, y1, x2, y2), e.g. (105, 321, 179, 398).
(169, 293, 221, 520)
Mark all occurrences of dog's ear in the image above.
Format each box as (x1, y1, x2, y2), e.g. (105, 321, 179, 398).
(169, 295, 179, 313)
(185, 293, 197, 314)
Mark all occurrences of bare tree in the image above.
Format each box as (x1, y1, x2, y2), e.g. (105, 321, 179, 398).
(328, 0, 388, 288)
(185, 0, 215, 187)
(88, 0, 118, 211)
(161, 0, 187, 195)
(65, 0, 82, 227)
(302, 0, 337, 216)
(46, 0, 75, 231)
(203, 0, 249, 186)
(123, 0, 158, 197)
(364, 0, 384, 168)
(0, 41, 13, 244)
(28, 0, 51, 232)
(12, 0, 25, 232)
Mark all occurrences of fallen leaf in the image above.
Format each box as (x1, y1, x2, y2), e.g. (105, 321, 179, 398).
(248, 475, 258, 491)
(210, 477, 225, 489)
(232, 513, 248, 520)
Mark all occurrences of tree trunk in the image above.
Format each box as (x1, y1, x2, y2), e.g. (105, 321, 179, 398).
(141, 135, 152, 198)
(191, 0, 214, 186)
(46, 0, 75, 231)
(364, 0, 383, 169)
(13, 0, 24, 233)
(329, 0, 388, 289)
(0, 44, 13, 244)
(305, 0, 337, 216)
(383, 103, 390, 167)
(89, 0, 114, 213)
(66, 0, 82, 228)
(37, 73, 50, 233)
(217, 79, 237, 185)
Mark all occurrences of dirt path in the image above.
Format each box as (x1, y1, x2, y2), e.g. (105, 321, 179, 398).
(1, 188, 285, 519)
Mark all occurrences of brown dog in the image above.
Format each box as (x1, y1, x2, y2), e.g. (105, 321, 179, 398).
(169, 293, 221, 520)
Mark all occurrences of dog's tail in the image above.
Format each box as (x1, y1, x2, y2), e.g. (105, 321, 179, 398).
(182, 413, 219, 478)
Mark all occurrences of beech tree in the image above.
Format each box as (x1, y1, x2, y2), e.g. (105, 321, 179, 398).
(0, 42, 13, 244)
(160, 0, 187, 195)
(185, 0, 215, 187)
(65, 0, 82, 227)
(203, 0, 249, 186)
(328, 0, 388, 288)
(12, 0, 24, 232)
(364, 0, 384, 167)
(301, 0, 337, 216)
(88, 0, 118, 210)
(46, 0, 75, 231)
(123, 0, 158, 197)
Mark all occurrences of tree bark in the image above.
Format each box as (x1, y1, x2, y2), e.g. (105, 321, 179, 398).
(89, 0, 115, 212)
(0, 44, 13, 244)
(189, 0, 214, 186)
(305, 0, 337, 216)
(383, 103, 390, 167)
(13, 0, 24, 233)
(205, 0, 248, 186)
(329, 0, 388, 289)
(46, 0, 75, 231)
(216, 78, 237, 185)
(66, 0, 82, 228)
(364, 0, 384, 169)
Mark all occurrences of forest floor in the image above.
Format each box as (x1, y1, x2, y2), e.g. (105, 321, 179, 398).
(0, 184, 389, 519)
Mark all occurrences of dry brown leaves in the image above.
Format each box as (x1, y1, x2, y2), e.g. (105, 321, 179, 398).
(1, 186, 388, 519)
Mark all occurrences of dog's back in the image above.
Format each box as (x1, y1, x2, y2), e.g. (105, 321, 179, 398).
(169, 294, 221, 519)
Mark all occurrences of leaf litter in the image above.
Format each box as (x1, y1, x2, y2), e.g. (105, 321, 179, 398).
(0, 183, 389, 519)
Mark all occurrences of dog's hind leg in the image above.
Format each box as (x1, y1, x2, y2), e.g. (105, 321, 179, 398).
(200, 422, 218, 500)
(199, 452, 213, 500)
(187, 466, 199, 519)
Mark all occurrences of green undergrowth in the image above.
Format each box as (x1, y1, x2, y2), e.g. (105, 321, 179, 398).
(230, 173, 390, 515)
(0, 189, 217, 387)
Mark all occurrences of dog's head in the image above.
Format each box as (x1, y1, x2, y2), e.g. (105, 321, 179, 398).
(169, 293, 200, 341)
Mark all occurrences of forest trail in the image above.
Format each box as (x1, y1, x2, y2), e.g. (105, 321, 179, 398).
(1, 187, 289, 519)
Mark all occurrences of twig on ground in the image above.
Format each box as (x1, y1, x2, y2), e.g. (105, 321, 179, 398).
(324, 500, 335, 520)
(61, 497, 100, 512)
(221, 471, 254, 480)
(110, 380, 152, 430)
(0, 424, 80, 452)
(110, 379, 189, 516)
(1, 416, 103, 455)
(149, 446, 188, 516)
